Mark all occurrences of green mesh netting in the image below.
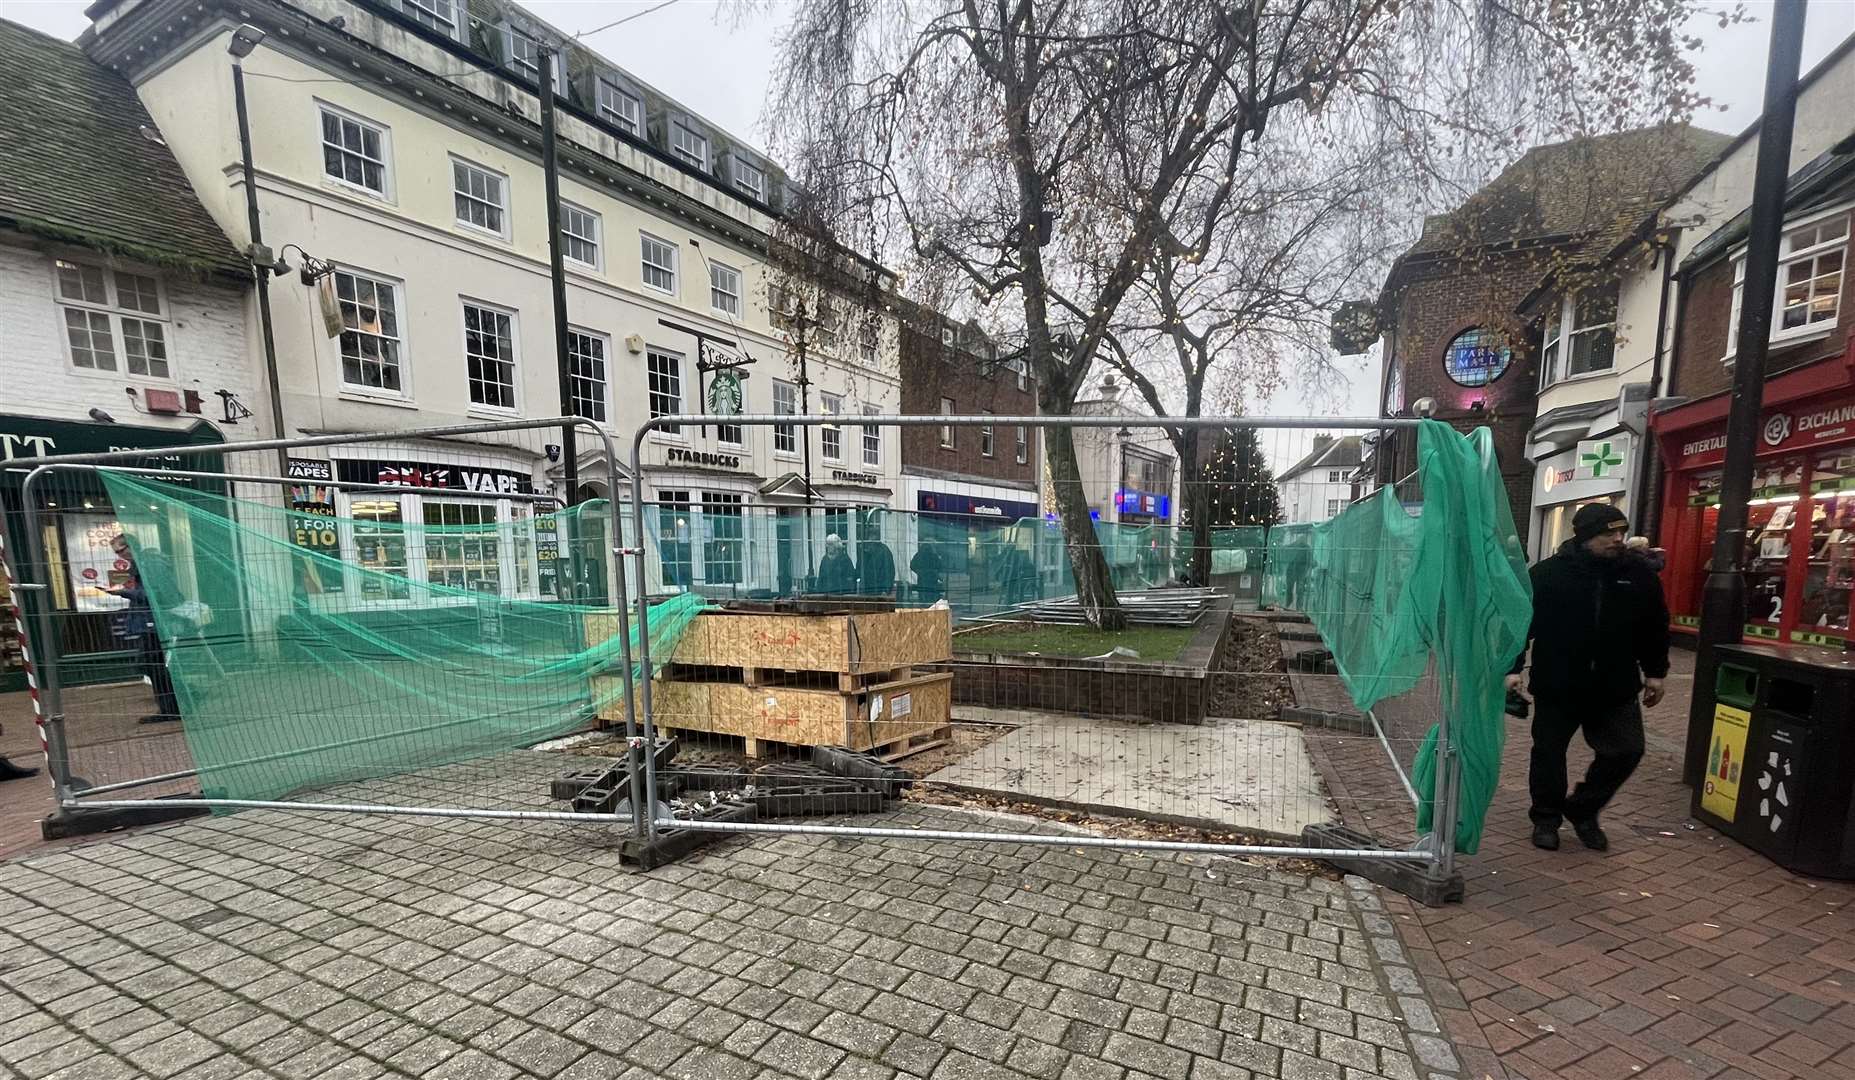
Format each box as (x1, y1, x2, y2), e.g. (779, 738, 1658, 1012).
(99, 471, 701, 805)
(637, 506, 1253, 620)
(1259, 421, 1531, 853)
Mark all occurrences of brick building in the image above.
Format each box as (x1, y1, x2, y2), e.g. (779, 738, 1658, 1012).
(890, 303, 1043, 604)
(1369, 126, 1732, 546)
(1649, 113, 1855, 649)
(0, 20, 259, 694)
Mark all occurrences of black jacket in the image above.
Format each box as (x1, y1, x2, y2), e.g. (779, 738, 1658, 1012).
(1510, 539, 1671, 705)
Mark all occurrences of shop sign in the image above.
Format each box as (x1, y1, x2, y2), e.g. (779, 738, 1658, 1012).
(335, 458, 533, 493)
(707, 369, 743, 416)
(286, 458, 333, 482)
(917, 491, 1040, 521)
(1575, 439, 1627, 481)
(830, 469, 879, 486)
(1671, 393, 1855, 468)
(665, 447, 743, 470)
(1114, 488, 1171, 518)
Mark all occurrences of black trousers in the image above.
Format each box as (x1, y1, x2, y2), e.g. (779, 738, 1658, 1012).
(139, 636, 180, 720)
(1529, 696, 1644, 827)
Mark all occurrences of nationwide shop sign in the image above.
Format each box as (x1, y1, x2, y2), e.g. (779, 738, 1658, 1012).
(334, 458, 533, 493)
(1670, 391, 1855, 469)
(917, 491, 1040, 521)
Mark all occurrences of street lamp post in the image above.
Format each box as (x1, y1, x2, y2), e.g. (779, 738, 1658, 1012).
(227, 24, 289, 473)
(1685, 0, 1810, 786)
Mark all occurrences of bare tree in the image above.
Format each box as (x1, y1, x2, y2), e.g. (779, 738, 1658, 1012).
(764, 0, 1713, 628)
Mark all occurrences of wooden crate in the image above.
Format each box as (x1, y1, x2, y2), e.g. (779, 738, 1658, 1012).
(592, 670, 952, 757)
(585, 608, 952, 675)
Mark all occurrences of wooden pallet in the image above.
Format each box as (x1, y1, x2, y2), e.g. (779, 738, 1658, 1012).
(656, 723, 953, 762)
(744, 664, 915, 693)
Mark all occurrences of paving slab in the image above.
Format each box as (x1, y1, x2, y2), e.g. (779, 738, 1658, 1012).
(926, 714, 1334, 838)
(0, 752, 1452, 1079)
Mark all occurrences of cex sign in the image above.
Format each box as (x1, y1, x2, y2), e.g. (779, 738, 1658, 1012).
(1671, 394, 1855, 468)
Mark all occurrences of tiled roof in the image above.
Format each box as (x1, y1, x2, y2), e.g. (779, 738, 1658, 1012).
(1280, 435, 1363, 481)
(1404, 125, 1734, 261)
(0, 18, 243, 277)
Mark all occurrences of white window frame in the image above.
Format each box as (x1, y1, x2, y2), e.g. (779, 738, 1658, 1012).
(980, 411, 995, 458)
(701, 491, 746, 586)
(1327, 498, 1345, 518)
(53, 260, 174, 380)
(503, 26, 564, 91)
(1327, 470, 1343, 483)
(858, 315, 880, 365)
(940, 397, 955, 448)
(1540, 286, 1618, 386)
(647, 346, 685, 437)
(709, 262, 742, 316)
(821, 393, 844, 463)
(331, 266, 407, 399)
(1724, 205, 1849, 361)
(317, 102, 392, 200)
(1016, 426, 1029, 464)
(640, 232, 678, 294)
(451, 157, 509, 239)
(734, 160, 765, 201)
(596, 79, 643, 135)
(773, 379, 799, 457)
(560, 202, 601, 271)
(670, 120, 709, 170)
(398, 0, 461, 40)
(862, 405, 881, 467)
(461, 300, 519, 414)
(566, 326, 610, 424)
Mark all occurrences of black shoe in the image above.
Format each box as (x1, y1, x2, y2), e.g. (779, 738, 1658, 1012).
(1532, 824, 1560, 850)
(1572, 819, 1609, 851)
(0, 757, 39, 782)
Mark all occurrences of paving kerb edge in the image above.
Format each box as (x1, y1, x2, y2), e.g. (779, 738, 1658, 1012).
(1345, 874, 1466, 1080)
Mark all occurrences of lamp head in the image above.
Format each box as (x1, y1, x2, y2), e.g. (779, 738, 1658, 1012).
(227, 24, 266, 59)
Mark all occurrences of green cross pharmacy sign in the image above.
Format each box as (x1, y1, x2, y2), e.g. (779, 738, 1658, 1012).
(1575, 438, 1628, 482)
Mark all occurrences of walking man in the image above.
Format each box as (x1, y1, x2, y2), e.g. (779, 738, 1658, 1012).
(1506, 503, 1670, 852)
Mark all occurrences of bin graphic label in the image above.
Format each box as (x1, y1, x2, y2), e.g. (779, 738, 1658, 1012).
(1701, 704, 1750, 822)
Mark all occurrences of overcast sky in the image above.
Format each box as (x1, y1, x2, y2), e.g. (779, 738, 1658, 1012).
(8, 0, 1854, 426)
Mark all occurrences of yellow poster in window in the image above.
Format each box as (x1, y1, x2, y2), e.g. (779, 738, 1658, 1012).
(1701, 704, 1751, 822)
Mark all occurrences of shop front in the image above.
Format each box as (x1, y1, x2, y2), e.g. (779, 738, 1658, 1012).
(0, 413, 230, 692)
(910, 485, 1044, 612)
(1530, 433, 1632, 560)
(1655, 374, 1855, 649)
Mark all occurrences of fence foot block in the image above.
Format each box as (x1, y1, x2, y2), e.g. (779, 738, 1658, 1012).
(42, 801, 207, 840)
(1301, 823, 1464, 907)
(621, 800, 757, 869)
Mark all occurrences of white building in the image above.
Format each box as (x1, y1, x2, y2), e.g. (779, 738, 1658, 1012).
(77, 0, 903, 600)
(1, 19, 264, 695)
(1276, 435, 1362, 524)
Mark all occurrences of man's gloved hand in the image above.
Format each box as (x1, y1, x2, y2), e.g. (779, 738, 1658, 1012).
(1643, 678, 1666, 708)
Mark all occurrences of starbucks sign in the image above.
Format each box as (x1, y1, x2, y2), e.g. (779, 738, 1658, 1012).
(708, 369, 743, 416)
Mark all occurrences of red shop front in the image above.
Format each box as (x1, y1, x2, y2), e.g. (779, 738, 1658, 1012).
(1654, 353, 1855, 649)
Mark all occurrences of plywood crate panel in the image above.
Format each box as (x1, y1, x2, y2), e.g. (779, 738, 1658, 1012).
(585, 608, 951, 674)
(594, 671, 951, 753)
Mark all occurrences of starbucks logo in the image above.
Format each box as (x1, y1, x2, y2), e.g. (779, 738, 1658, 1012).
(1763, 412, 1792, 447)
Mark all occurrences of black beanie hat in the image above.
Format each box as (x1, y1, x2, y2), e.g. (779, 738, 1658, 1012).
(1573, 502, 1629, 542)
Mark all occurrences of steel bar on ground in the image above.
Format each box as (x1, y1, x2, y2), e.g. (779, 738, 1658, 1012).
(70, 799, 626, 823)
(653, 818, 1437, 861)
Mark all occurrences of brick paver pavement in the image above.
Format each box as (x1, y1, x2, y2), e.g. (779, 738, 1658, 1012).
(1300, 647, 1855, 1080)
(0, 752, 1464, 1080)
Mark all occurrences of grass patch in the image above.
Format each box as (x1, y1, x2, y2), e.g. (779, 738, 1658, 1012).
(953, 622, 1194, 662)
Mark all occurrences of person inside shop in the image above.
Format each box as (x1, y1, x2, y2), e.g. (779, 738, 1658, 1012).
(910, 540, 945, 604)
(816, 533, 859, 595)
(1506, 503, 1670, 852)
(94, 534, 186, 725)
(856, 512, 896, 599)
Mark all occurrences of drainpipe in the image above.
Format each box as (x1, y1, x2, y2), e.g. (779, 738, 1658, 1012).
(1636, 234, 1680, 541)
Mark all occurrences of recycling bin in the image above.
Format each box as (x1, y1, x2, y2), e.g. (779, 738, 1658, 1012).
(1692, 643, 1855, 879)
